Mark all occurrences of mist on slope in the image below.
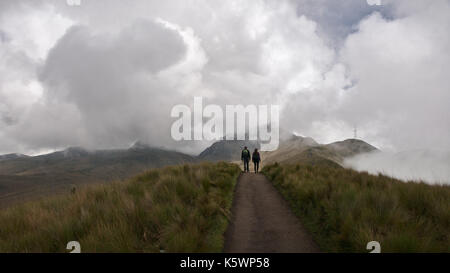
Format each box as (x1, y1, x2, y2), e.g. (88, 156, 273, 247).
(344, 150, 450, 185)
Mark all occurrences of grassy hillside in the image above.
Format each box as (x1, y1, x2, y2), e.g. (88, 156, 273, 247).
(263, 163, 450, 252)
(0, 162, 240, 253)
(0, 146, 197, 208)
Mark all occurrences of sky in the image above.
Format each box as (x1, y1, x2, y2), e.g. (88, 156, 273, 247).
(0, 0, 449, 156)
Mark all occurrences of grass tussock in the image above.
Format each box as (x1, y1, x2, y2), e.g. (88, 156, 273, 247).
(0, 162, 241, 253)
(263, 163, 450, 253)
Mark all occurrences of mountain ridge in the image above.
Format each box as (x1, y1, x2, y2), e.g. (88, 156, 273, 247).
(0, 135, 377, 207)
(0, 145, 198, 207)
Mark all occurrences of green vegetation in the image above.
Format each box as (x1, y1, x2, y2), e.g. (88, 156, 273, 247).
(0, 162, 241, 253)
(263, 163, 450, 252)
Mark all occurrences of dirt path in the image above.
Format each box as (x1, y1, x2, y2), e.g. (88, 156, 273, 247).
(224, 173, 320, 253)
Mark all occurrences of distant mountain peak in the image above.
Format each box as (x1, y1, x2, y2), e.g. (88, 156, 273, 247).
(328, 138, 378, 151)
(0, 153, 29, 161)
(325, 138, 378, 159)
(198, 139, 260, 161)
(129, 140, 152, 150)
(288, 134, 319, 146)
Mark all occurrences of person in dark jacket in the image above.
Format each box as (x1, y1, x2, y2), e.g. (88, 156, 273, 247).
(252, 148, 261, 173)
(241, 146, 251, 172)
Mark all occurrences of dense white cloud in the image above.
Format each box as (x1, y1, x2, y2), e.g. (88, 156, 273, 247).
(339, 1, 450, 150)
(344, 150, 450, 185)
(282, 0, 450, 152)
(0, 0, 449, 167)
(0, 2, 73, 149)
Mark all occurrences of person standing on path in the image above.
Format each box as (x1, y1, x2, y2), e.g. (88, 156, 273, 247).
(241, 146, 251, 172)
(252, 148, 261, 173)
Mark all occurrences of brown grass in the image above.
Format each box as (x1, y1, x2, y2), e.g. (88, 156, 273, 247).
(0, 162, 241, 253)
(263, 163, 450, 252)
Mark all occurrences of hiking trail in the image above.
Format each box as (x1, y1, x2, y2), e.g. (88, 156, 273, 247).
(224, 172, 320, 253)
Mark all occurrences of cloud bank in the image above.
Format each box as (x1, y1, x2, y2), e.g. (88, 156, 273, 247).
(0, 0, 449, 161)
(344, 150, 450, 185)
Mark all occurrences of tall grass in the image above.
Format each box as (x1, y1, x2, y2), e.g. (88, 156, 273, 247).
(0, 162, 241, 253)
(263, 163, 450, 252)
